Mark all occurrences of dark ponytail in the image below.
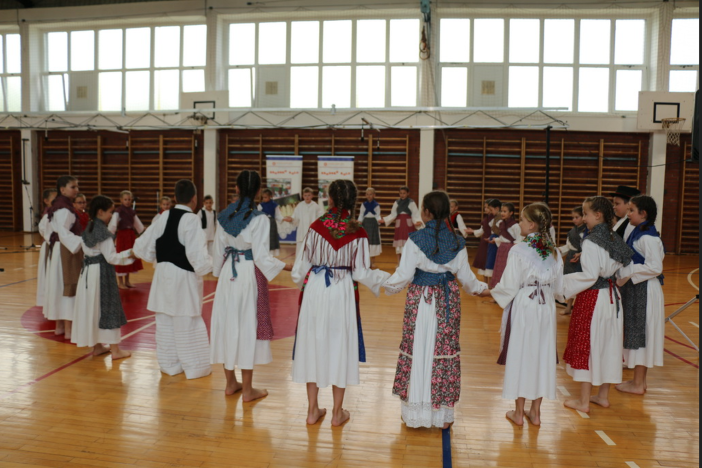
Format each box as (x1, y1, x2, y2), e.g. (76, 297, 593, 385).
(629, 195, 657, 231)
(230, 170, 262, 220)
(87, 195, 114, 234)
(422, 190, 459, 255)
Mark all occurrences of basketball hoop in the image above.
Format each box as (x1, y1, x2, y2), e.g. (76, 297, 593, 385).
(661, 117, 686, 146)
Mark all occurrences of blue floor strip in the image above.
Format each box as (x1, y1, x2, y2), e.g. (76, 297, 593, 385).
(442, 427, 452, 468)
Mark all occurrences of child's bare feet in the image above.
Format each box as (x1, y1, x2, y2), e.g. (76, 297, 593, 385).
(525, 408, 541, 426)
(505, 410, 524, 426)
(225, 382, 243, 396)
(111, 349, 131, 360)
(306, 407, 327, 425)
(64, 322, 72, 340)
(126, 282, 136, 289)
(242, 387, 268, 402)
(589, 395, 610, 408)
(560, 307, 572, 316)
(54, 323, 65, 336)
(564, 399, 589, 413)
(615, 380, 645, 395)
(331, 409, 350, 426)
(93, 344, 110, 356)
(118, 283, 128, 290)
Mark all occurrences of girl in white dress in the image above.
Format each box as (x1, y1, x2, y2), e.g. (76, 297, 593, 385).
(616, 195, 665, 395)
(71, 195, 133, 359)
(484, 203, 563, 426)
(292, 180, 390, 426)
(284, 187, 325, 260)
(384, 191, 487, 429)
(562, 196, 633, 414)
(36, 188, 56, 307)
(211, 171, 290, 401)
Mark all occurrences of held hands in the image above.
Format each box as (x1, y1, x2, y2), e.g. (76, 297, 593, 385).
(616, 277, 628, 288)
(570, 253, 581, 263)
(476, 289, 492, 298)
(283, 263, 293, 272)
(378, 219, 385, 225)
(127, 250, 137, 260)
(283, 216, 293, 223)
(465, 228, 474, 235)
(414, 222, 423, 228)
(488, 239, 496, 244)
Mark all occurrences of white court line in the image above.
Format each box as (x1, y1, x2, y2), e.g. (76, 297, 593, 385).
(557, 386, 571, 397)
(576, 410, 590, 419)
(127, 314, 156, 323)
(595, 430, 616, 446)
(121, 320, 156, 340)
(203, 298, 213, 305)
(203, 291, 216, 300)
(691, 322, 699, 328)
(269, 286, 300, 291)
(626, 462, 641, 468)
(13, 267, 23, 271)
(35, 329, 56, 334)
(688, 268, 699, 291)
(29, 264, 37, 267)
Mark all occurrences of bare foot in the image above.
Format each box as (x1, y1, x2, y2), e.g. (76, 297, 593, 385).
(615, 381, 645, 395)
(589, 395, 610, 408)
(560, 307, 572, 316)
(442, 422, 453, 430)
(525, 409, 541, 426)
(242, 387, 268, 402)
(126, 282, 136, 289)
(564, 399, 589, 413)
(93, 344, 111, 356)
(505, 410, 524, 426)
(54, 326, 65, 336)
(225, 382, 243, 396)
(111, 349, 131, 360)
(331, 409, 350, 426)
(118, 283, 128, 290)
(306, 408, 327, 425)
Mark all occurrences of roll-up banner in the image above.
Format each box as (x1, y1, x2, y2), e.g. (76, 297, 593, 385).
(317, 156, 354, 207)
(266, 155, 303, 243)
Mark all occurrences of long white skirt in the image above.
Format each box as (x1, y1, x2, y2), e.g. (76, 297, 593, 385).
(210, 257, 271, 370)
(401, 292, 454, 428)
(623, 279, 665, 368)
(502, 288, 557, 401)
(36, 242, 48, 307)
(71, 263, 121, 348)
(567, 290, 623, 386)
(369, 244, 382, 258)
(43, 245, 75, 321)
(292, 270, 360, 389)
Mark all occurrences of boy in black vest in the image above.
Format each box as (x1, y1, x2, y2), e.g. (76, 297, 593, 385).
(198, 194, 217, 256)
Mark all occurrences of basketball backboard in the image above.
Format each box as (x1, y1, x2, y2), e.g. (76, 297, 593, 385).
(637, 91, 695, 131)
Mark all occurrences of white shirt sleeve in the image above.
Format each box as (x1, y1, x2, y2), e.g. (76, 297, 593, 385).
(251, 215, 286, 281)
(212, 221, 226, 278)
(53, 209, 83, 254)
(291, 203, 302, 226)
(473, 226, 484, 238)
(455, 214, 468, 237)
(562, 240, 602, 300)
(455, 248, 488, 294)
(274, 206, 284, 223)
(291, 231, 313, 289)
(357, 205, 366, 222)
(108, 212, 119, 234)
(383, 239, 421, 295)
(134, 215, 145, 234)
(617, 236, 664, 285)
(508, 223, 523, 244)
(383, 202, 399, 225)
(409, 201, 423, 226)
(133, 215, 163, 263)
(98, 238, 134, 265)
(181, 213, 213, 277)
(38, 214, 48, 238)
(352, 238, 391, 297)
(490, 249, 522, 309)
(549, 226, 556, 242)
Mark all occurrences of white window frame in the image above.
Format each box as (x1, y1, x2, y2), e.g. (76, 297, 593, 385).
(0, 29, 22, 113)
(668, 15, 700, 92)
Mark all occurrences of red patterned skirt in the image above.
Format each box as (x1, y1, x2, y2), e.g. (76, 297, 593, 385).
(115, 229, 143, 274)
(472, 236, 490, 270)
(393, 214, 416, 247)
(254, 266, 274, 340)
(489, 242, 515, 288)
(562, 288, 599, 370)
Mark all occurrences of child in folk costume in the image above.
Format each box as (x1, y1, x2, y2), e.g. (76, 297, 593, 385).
(616, 196, 665, 395)
(384, 191, 488, 429)
(489, 203, 521, 289)
(292, 180, 390, 426)
(258, 188, 285, 257)
(71, 195, 133, 359)
(449, 200, 468, 238)
(611, 186, 640, 241)
(152, 196, 172, 225)
(562, 196, 633, 413)
(44, 176, 84, 339)
(559, 206, 587, 315)
(109, 190, 144, 289)
(133, 180, 213, 380)
(198, 194, 217, 256)
(36, 188, 57, 307)
(211, 171, 291, 401)
(357, 188, 382, 267)
(464, 200, 494, 281)
(381, 186, 423, 265)
(284, 187, 325, 259)
(482, 203, 563, 427)
(73, 194, 89, 231)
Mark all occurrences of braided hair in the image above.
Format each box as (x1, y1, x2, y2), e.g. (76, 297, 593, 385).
(230, 170, 261, 220)
(87, 195, 114, 234)
(327, 179, 360, 235)
(584, 196, 616, 234)
(422, 190, 461, 256)
(56, 175, 77, 192)
(629, 195, 657, 231)
(522, 203, 557, 257)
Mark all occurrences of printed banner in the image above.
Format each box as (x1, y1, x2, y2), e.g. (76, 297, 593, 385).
(317, 156, 355, 207)
(266, 155, 303, 243)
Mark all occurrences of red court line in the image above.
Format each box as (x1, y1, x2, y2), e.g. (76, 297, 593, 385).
(665, 301, 699, 307)
(665, 335, 699, 351)
(0, 352, 92, 400)
(664, 348, 699, 369)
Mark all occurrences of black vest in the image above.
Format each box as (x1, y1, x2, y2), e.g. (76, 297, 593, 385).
(615, 218, 629, 240)
(201, 209, 216, 229)
(156, 208, 195, 272)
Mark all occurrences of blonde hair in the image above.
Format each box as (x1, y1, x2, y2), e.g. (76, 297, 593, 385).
(302, 187, 314, 195)
(366, 187, 376, 195)
(521, 203, 557, 257)
(160, 196, 171, 203)
(120, 190, 133, 198)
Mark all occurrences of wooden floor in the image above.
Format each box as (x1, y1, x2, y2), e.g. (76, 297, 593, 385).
(0, 231, 698, 468)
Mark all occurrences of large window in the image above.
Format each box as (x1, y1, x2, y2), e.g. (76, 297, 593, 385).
(44, 24, 207, 112)
(669, 18, 699, 92)
(227, 18, 420, 108)
(0, 32, 21, 112)
(438, 17, 647, 112)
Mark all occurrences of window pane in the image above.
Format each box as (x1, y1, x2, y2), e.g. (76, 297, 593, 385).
(543, 67, 573, 111)
(291, 66, 318, 108)
(183, 25, 207, 67)
(155, 26, 180, 68)
(7, 76, 21, 112)
(440, 19, 470, 63)
(389, 19, 419, 62)
(0, 36, 3, 74)
(356, 65, 385, 108)
(441, 67, 467, 107)
(229, 68, 252, 107)
(508, 66, 538, 107)
(474, 19, 504, 63)
(229, 23, 255, 65)
(390, 66, 416, 106)
(126, 28, 151, 69)
(291, 21, 319, 64)
(669, 70, 698, 92)
(183, 69, 205, 93)
(0, 79, 4, 111)
(614, 20, 644, 65)
(259, 22, 286, 65)
(544, 20, 574, 64)
(125, 70, 149, 111)
(671, 19, 699, 65)
(99, 71, 122, 111)
(6, 34, 20, 74)
(580, 20, 611, 65)
(509, 19, 539, 63)
(578, 68, 609, 112)
(70, 30, 94, 71)
(47, 74, 67, 111)
(98, 29, 123, 70)
(323, 20, 352, 64)
(615, 69, 642, 111)
(322, 65, 350, 108)
(48, 32, 68, 72)
(357, 20, 386, 63)
(154, 69, 179, 110)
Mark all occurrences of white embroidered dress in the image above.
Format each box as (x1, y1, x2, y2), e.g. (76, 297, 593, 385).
(36, 214, 52, 307)
(291, 201, 325, 256)
(44, 209, 82, 321)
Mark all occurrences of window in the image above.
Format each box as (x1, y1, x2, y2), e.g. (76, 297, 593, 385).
(669, 18, 699, 92)
(0, 33, 22, 112)
(43, 24, 207, 112)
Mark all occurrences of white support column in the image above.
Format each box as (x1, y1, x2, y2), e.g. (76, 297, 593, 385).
(418, 128, 434, 201)
(647, 132, 667, 232)
(203, 129, 219, 208)
(21, 129, 39, 232)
